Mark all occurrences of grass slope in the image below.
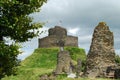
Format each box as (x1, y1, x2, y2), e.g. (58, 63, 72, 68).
(2, 47, 110, 80)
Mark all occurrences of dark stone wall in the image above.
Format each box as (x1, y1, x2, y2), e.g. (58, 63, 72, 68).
(38, 26, 78, 48)
(65, 36, 78, 47)
(48, 26, 67, 37)
(38, 36, 78, 48)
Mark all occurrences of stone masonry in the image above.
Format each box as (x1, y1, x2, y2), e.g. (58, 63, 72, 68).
(84, 22, 116, 78)
(55, 51, 72, 74)
(38, 26, 78, 48)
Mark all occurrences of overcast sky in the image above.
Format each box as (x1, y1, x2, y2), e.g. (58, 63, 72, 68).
(18, 0, 120, 60)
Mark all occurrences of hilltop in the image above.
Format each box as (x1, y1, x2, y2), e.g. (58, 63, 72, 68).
(2, 47, 86, 80)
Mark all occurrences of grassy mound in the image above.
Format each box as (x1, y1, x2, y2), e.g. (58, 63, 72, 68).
(2, 47, 87, 80)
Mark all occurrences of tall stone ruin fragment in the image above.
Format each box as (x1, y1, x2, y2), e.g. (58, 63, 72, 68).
(55, 51, 72, 74)
(85, 22, 116, 78)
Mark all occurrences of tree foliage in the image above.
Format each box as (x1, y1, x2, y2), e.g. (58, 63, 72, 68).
(0, 0, 47, 42)
(115, 55, 120, 64)
(0, 0, 47, 78)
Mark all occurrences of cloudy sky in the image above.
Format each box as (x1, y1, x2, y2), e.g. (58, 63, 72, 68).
(18, 0, 120, 60)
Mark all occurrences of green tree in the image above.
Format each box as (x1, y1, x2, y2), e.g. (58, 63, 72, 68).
(0, 0, 47, 78)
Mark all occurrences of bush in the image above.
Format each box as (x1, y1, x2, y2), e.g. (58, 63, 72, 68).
(0, 42, 20, 79)
(115, 55, 120, 64)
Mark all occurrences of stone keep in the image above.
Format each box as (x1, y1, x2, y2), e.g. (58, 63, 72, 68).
(85, 22, 116, 78)
(38, 26, 78, 48)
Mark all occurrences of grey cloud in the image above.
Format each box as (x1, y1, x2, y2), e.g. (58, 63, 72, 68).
(20, 0, 120, 60)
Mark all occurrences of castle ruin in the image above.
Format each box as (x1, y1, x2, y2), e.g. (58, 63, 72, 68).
(84, 22, 116, 78)
(38, 26, 78, 48)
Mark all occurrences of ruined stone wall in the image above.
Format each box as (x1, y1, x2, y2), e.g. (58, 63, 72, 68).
(55, 51, 71, 74)
(84, 22, 116, 78)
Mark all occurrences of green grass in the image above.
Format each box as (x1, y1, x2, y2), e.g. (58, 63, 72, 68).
(2, 48, 59, 80)
(2, 47, 111, 80)
(21, 48, 58, 68)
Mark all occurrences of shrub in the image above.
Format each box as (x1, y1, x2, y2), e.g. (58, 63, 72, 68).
(0, 42, 20, 79)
